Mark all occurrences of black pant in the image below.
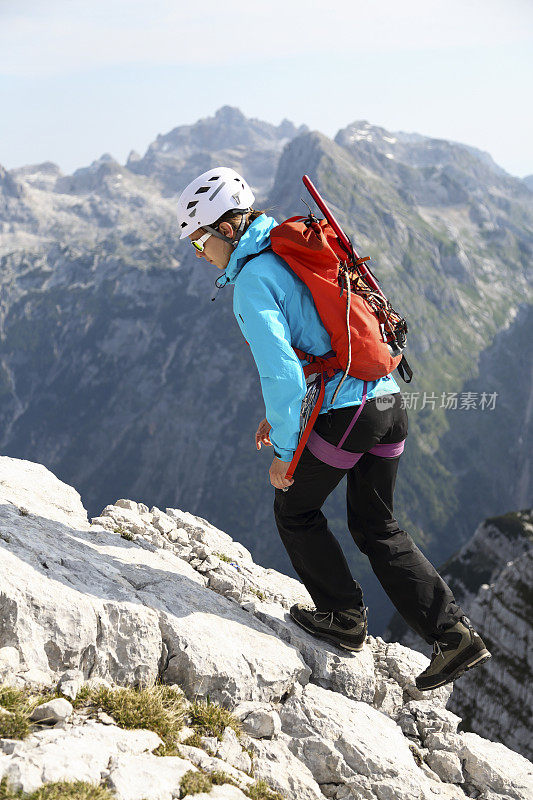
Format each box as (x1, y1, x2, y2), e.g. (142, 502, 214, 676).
(274, 393, 464, 645)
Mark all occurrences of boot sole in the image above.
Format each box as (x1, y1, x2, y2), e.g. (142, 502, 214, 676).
(289, 609, 366, 652)
(416, 647, 492, 691)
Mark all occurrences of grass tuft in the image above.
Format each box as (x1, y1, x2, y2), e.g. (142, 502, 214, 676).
(0, 685, 58, 741)
(0, 686, 29, 713)
(0, 778, 114, 800)
(408, 743, 423, 767)
(209, 771, 239, 787)
(72, 683, 186, 750)
(182, 731, 204, 748)
(179, 770, 212, 797)
(0, 708, 31, 740)
(246, 779, 284, 800)
(189, 695, 242, 741)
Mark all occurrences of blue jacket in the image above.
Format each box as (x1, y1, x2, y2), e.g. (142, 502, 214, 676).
(222, 214, 400, 461)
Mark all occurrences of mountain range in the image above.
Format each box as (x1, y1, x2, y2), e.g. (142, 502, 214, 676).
(0, 105, 531, 635)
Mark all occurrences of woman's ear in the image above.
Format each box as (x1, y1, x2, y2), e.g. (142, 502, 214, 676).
(218, 221, 235, 240)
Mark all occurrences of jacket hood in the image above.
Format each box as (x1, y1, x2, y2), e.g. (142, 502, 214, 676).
(222, 214, 278, 285)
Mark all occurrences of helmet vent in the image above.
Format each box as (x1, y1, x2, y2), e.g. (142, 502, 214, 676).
(195, 186, 209, 194)
(209, 182, 225, 201)
(208, 176, 219, 181)
(186, 201, 198, 210)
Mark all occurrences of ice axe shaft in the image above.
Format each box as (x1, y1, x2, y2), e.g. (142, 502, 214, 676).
(302, 174, 385, 300)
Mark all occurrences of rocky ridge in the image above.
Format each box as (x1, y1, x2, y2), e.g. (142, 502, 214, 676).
(0, 455, 532, 799)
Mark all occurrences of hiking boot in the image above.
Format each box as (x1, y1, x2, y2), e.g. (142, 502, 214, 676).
(289, 603, 368, 651)
(415, 616, 491, 691)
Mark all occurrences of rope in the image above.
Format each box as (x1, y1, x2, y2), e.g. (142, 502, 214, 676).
(331, 267, 351, 406)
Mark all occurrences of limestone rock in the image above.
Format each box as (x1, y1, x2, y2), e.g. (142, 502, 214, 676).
(177, 744, 255, 790)
(279, 682, 452, 799)
(30, 698, 73, 724)
(247, 737, 324, 799)
(181, 786, 249, 800)
(1, 721, 162, 794)
(425, 749, 463, 783)
(107, 753, 194, 800)
(216, 727, 251, 773)
(57, 669, 84, 700)
(0, 646, 20, 679)
(0, 458, 310, 705)
(460, 732, 533, 799)
(232, 701, 281, 739)
(251, 601, 375, 703)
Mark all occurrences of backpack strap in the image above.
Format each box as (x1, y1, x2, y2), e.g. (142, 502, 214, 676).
(396, 355, 413, 383)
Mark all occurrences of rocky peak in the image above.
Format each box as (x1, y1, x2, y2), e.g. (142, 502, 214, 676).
(214, 105, 247, 124)
(127, 106, 307, 199)
(336, 120, 505, 175)
(0, 455, 532, 799)
(334, 119, 528, 208)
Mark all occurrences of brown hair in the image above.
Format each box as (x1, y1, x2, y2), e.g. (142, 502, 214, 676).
(212, 208, 266, 232)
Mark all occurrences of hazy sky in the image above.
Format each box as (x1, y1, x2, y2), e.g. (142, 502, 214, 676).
(1, 0, 532, 177)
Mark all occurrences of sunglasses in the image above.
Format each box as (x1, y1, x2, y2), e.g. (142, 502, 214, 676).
(191, 232, 212, 252)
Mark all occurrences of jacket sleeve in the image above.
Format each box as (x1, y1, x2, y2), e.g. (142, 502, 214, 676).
(233, 266, 305, 461)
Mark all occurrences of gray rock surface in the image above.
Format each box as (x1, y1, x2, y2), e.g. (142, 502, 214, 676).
(107, 753, 194, 800)
(0, 456, 531, 800)
(29, 699, 73, 724)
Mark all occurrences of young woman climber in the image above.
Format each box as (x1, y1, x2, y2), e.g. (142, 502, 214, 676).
(176, 166, 491, 691)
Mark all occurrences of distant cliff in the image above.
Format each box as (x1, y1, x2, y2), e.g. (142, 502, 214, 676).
(387, 510, 533, 760)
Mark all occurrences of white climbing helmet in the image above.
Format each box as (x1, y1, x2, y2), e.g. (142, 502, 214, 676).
(177, 167, 255, 240)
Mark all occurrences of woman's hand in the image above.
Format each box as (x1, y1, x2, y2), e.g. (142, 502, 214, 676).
(255, 418, 272, 450)
(269, 457, 294, 490)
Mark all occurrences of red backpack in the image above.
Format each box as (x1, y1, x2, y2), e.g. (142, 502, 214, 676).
(270, 215, 408, 381)
(268, 176, 412, 480)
